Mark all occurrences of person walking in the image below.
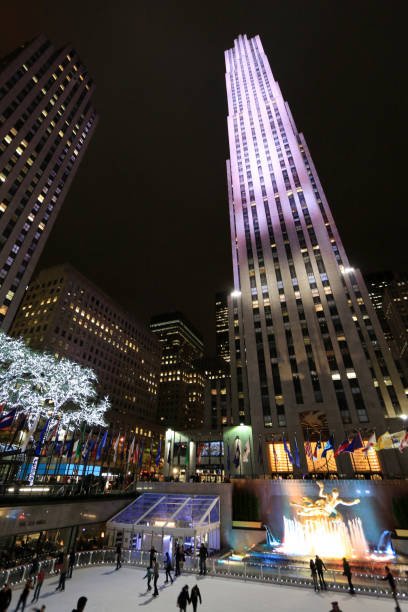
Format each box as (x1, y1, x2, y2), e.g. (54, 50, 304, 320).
(55, 554, 68, 592)
(115, 543, 122, 570)
(143, 566, 153, 591)
(14, 579, 31, 611)
(199, 543, 208, 576)
(310, 559, 319, 592)
(153, 559, 159, 597)
(190, 585, 202, 612)
(68, 550, 76, 578)
(0, 583, 12, 612)
(175, 544, 181, 577)
(383, 565, 401, 611)
(164, 552, 174, 584)
(342, 557, 354, 594)
(315, 555, 327, 590)
(71, 596, 87, 612)
(31, 570, 45, 602)
(177, 585, 190, 611)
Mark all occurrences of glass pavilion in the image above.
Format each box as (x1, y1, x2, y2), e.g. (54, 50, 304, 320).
(107, 493, 220, 556)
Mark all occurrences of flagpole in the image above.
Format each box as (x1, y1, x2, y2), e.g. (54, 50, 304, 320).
(104, 429, 115, 490)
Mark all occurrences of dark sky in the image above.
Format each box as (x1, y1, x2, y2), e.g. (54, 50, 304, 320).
(1, 1, 407, 354)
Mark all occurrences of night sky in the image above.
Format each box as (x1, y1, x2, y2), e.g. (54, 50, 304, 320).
(1, 2, 406, 354)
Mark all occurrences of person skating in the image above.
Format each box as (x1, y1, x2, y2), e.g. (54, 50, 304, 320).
(31, 570, 45, 602)
(143, 566, 153, 591)
(342, 557, 355, 594)
(115, 543, 122, 570)
(14, 579, 31, 611)
(55, 550, 64, 573)
(164, 552, 174, 584)
(71, 596, 87, 612)
(0, 583, 12, 612)
(177, 585, 190, 611)
(383, 565, 401, 611)
(329, 603, 342, 612)
(68, 550, 76, 578)
(55, 554, 69, 591)
(29, 555, 39, 585)
(149, 546, 157, 568)
(191, 584, 202, 612)
(315, 555, 327, 590)
(153, 559, 159, 597)
(199, 543, 208, 575)
(310, 559, 319, 592)
(180, 545, 186, 572)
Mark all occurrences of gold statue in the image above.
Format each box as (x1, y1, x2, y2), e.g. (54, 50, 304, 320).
(290, 482, 360, 521)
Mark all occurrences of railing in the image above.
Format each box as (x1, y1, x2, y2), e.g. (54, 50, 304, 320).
(0, 549, 407, 602)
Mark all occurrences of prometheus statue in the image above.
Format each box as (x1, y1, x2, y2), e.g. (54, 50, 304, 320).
(290, 481, 360, 520)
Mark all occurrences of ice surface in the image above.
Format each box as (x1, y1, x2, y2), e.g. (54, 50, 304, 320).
(15, 565, 401, 611)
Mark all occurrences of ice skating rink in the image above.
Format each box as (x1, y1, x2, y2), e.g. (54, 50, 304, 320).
(19, 565, 403, 611)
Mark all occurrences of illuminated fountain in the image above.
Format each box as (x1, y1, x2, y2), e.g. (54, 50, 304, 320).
(278, 482, 369, 559)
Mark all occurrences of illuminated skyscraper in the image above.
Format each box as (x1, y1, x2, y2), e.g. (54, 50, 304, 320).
(215, 291, 230, 363)
(225, 35, 408, 476)
(0, 34, 98, 330)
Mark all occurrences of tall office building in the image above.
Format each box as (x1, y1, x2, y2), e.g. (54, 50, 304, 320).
(150, 312, 205, 430)
(10, 264, 161, 434)
(215, 291, 230, 363)
(383, 279, 408, 364)
(0, 34, 98, 330)
(225, 35, 408, 476)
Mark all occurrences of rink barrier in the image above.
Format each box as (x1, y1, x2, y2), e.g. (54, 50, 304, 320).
(0, 548, 407, 601)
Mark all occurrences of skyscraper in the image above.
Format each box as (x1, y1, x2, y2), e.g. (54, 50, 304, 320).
(0, 34, 98, 330)
(225, 35, 408, 476)
(215, 291, 230, 363)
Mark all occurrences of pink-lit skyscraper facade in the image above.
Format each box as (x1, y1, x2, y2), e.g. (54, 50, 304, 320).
(0, 34, 98, 330)
(225, 35, 408, 476)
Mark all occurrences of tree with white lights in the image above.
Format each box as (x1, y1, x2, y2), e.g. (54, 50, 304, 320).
(0, 331, 109, 428)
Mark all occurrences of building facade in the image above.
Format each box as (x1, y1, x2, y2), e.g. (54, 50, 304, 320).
(224, 35, 408, 477)
(383, 279, 408, 364)
(215, 291, 230, 363)
(0, 34, 98, 330)
(10, 264, 161, 436)
(150, 312, 205, 430)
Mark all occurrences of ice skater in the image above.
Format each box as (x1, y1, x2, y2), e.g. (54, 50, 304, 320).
(115, 543, 122, 570)
(190, 584, 202, 612)
(31, 569, 45, 602)
(68, 549, 76, 578)
(315, 554, 327, 590)
(143, 566, 153, 591)
(309, 559, 319, 592)
(383, 565, 401, 611)
(342, 557, 354, 594)
(199, 543, 208, 575)
(0, 582, 12, 611)
(55, 553, 68, 591)
(153, 559, 159, 597)
(177, 585, 190, 611)
(149, 546, 157, 568)
(14, 579, 31, 611)
(164, 552, 174, 584)
(72, 596, 87, 612)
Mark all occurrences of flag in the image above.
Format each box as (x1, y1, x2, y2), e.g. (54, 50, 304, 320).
(7, 414, 27, 449)
(258, 438, 263, 465)
(294, 436, 300, 468)
(197, 443, 204, 466)
(149, 439, 153, 465)
(344, 433, 364, 453)
(233, 437, 241, 468)
(167, 440, 172, 464)
(313, 439, 321, 461)
(334, 436, 349, 458)
(76, 424, 86, 459)
(226, 442, 231, 471)
(82, 429, 93, 459)
(362, 432, 377, 456)
(21, 416, 39, 453)
(127, 437, 135, 464)
(321, 435, 335, 459)
(138, 439, 144, 468)
(35, 419, 49, 457)
(155, 439, 161, 467)
(305, 435, 313, 461)
(283, 435, 294, 465)
(185, 440, 189, 467)
(272, 441, 278, 468)
(113, 433, 120, 464)
(242, 438, 251, 463)
(0, 408, 16, 430)
(377, 430, 406, 450)
(96, 430, 108, 461)
(399, 431, 408, 452)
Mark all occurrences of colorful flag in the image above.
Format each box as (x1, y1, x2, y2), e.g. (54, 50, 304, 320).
(96, 430, 108, 461)
(0, 408, 16, 430)
(312, 439, 321, 461)
(197, 443, 204, 466)
(242, 438, 251, 463)
(344, 433, 364, 453)
(7, 414, 27, 449)
(334, 436, 349, 458)
(272, 441, 278, 468)
(138, 439, 144, 468)
(377, 430, 406, 450)
(399, 431, 408, 452)
(305, 434, 313, 461)
(127, 437, 135, 464)
(294, 436, 300, 468)
(76, 424, 86, 459)
(35, 419, 49, 457)
(283, 435, 294, 465)
(21, 416, 39, 453)
(321, 435, 335, 459)
(258, 438, 263, 465)
(233, 437, 241, 468)
(155, 439, 161, 466)
(113, 433, 120, 464)
(362, 432, 377, 456)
